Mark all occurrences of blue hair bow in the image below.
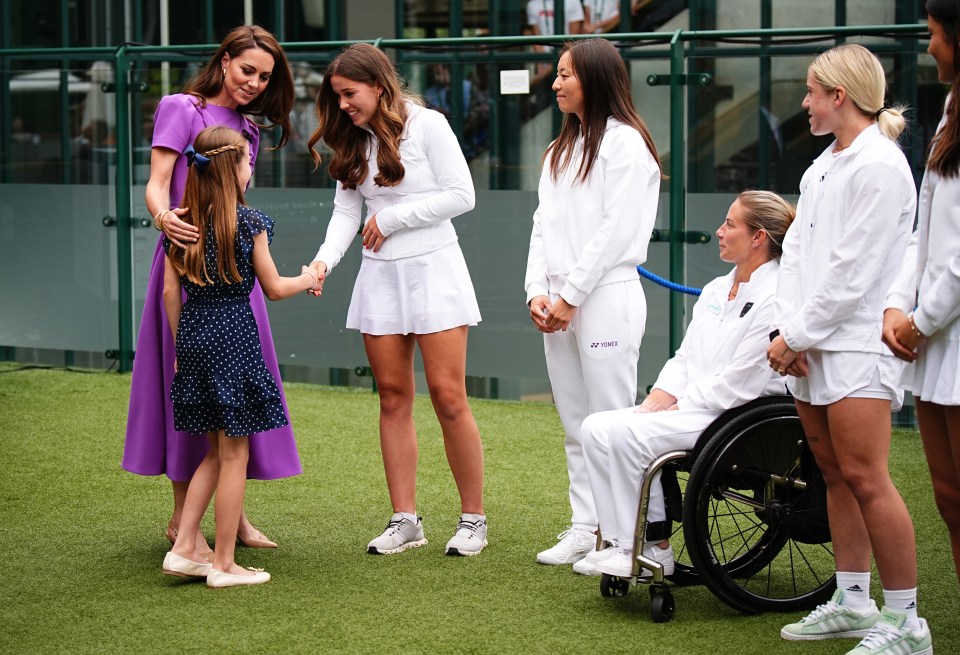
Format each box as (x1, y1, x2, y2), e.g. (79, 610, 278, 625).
(184, 145, 210, 171)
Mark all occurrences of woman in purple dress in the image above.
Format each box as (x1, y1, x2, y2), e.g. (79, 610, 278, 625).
(122, 25, 298, 553)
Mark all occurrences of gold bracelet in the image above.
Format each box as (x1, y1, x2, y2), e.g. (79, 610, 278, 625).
(153, 209, 171, 231)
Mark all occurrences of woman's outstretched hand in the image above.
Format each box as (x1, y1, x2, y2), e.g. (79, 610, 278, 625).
(307, 261, 327, 297)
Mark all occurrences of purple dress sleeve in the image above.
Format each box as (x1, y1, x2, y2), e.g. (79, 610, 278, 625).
(122, 94, 302, 482)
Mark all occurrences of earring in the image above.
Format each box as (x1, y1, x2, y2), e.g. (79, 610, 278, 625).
(222, 67, 227, 78)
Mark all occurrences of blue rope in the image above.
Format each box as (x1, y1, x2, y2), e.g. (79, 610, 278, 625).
(637, 266, 702, 296)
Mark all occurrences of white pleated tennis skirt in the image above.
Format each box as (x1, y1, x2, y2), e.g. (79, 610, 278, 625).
(346, 242, 482, 336)
(902, 330, 960, 405)
(788, 350, 904, 411)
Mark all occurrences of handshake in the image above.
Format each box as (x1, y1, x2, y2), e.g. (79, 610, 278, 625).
(300, 261, 327, 297)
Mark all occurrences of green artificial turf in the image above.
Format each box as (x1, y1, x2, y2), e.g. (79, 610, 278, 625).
(0, 361, 956, 654)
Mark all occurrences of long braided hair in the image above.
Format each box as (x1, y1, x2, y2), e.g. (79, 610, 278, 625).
(168, 126, 248, 285)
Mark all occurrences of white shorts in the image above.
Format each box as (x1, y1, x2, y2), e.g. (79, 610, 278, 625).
(346, 242, 481, 335)
(788, 350, 904, 411)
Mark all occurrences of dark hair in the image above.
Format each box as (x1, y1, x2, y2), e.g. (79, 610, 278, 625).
(182, 25, 295, 150)
(546, 39, 661, 184)
(168, 126, 247, 286)
(926, 0, 960, 177)
(308, 43, 422, 189)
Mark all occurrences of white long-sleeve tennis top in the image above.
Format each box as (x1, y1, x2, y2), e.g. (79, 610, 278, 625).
(774, 124, 916, 353)
(313, 102, 475, 273)
(524, 117, 660, 307)
(654, 260, 787, 412)
(886, 110, 960, 337)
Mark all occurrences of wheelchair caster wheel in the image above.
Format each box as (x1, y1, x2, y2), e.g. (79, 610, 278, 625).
(650, 588, 675, 623)
(600, 573, 630, 597)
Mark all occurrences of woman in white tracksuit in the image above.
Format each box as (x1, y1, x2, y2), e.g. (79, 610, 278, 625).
(768, 44, 931, 654)
(525, 38, 661, 566)
(884, 0, 960, 587)
(578, 190, 794, 578)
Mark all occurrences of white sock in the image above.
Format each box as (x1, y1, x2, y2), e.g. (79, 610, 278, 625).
(883, 588, 921, 632)
(461, 513, 485, 523)
(835, 571, 872, 611)
(399, 512, 418, 523)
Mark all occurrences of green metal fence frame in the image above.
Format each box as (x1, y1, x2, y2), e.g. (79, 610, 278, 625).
(0, 23, 928, 372)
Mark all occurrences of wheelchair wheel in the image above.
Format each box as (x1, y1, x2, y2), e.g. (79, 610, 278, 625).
(600, 574, 630, 597)
(683, 398, 835, 615)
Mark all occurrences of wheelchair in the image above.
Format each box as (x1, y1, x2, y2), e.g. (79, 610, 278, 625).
(597, 395, 835, 623)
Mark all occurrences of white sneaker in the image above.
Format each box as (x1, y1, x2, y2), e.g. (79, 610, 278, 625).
(445, 516, 488, 556)
(536, 528, 595, 565)
(573, 547, 616, 576)
(638, 542, 675, 578)
(781, 589, 880, 640)
(367, 513, 428, 555)
(596, 544, 675, 579)
(846, 607, 932, 655)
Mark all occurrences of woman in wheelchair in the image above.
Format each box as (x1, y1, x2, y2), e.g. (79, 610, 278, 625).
(768, 44, 931, 655)
(578, 190, 794, 579)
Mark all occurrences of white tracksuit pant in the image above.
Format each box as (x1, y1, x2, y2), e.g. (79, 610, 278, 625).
(581, 405, 721, 546)
(544, 278, 646, 532)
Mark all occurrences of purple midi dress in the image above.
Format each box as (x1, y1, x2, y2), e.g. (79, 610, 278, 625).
(121, 94, 302, 481)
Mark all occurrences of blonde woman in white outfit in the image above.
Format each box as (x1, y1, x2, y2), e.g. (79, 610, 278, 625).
(768, 44, 932, 655)
(885, 0, 960, 588)
(578, 191, 793, 579)
(525, 39, 661, 566)
(308, 44, 487, 558)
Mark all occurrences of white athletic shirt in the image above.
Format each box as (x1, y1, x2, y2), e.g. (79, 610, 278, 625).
(526, 0, 586, 35)
(654, 260, 787, 411)
(525, 117, 660, 307)
(775, 124, 916, 353)
(886, 108, 960, 337)
(313, 102, 475, 273)
(584, 0, 620, 31)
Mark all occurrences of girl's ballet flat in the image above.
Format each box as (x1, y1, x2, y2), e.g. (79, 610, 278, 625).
(206, 568, 271, 588)
(162, 551, 212, 577)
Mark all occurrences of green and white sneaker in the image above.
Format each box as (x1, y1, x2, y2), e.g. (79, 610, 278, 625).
(845, 607, 932, 655)
(781, 589, 880, 640)
(367, 513, 428, 555)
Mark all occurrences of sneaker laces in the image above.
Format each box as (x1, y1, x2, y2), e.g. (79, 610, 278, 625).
(857, 621, 903, 649)
(455, 519, 483, 539)
(382, 518, 406, 535)
(800, 600, 842, 623)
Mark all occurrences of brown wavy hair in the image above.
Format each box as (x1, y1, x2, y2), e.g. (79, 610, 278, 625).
(167, 126, 248, 286)
(182, 25, 295, 149)
(308, 43, 422, 189)
(926, 0, 960, 177)
(546, 39, 662, 184)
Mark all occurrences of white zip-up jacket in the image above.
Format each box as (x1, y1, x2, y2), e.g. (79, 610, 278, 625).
(775, 124, 916, 353)
(524, 117, 660, 306)
(313, 102, 475, 273)
(886, 110, 960, 337)
(654, 260, 786, 411)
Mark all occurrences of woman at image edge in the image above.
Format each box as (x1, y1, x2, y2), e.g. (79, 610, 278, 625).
(525, 38, 661, 566)
(884, 0, 960, 588)
(768, 44, 932, 655)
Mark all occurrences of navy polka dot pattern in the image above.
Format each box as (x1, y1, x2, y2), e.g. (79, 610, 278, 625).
(163, 206, 289, 437)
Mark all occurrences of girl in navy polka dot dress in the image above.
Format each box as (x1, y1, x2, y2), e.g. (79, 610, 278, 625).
(160, 125, 319, 588)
